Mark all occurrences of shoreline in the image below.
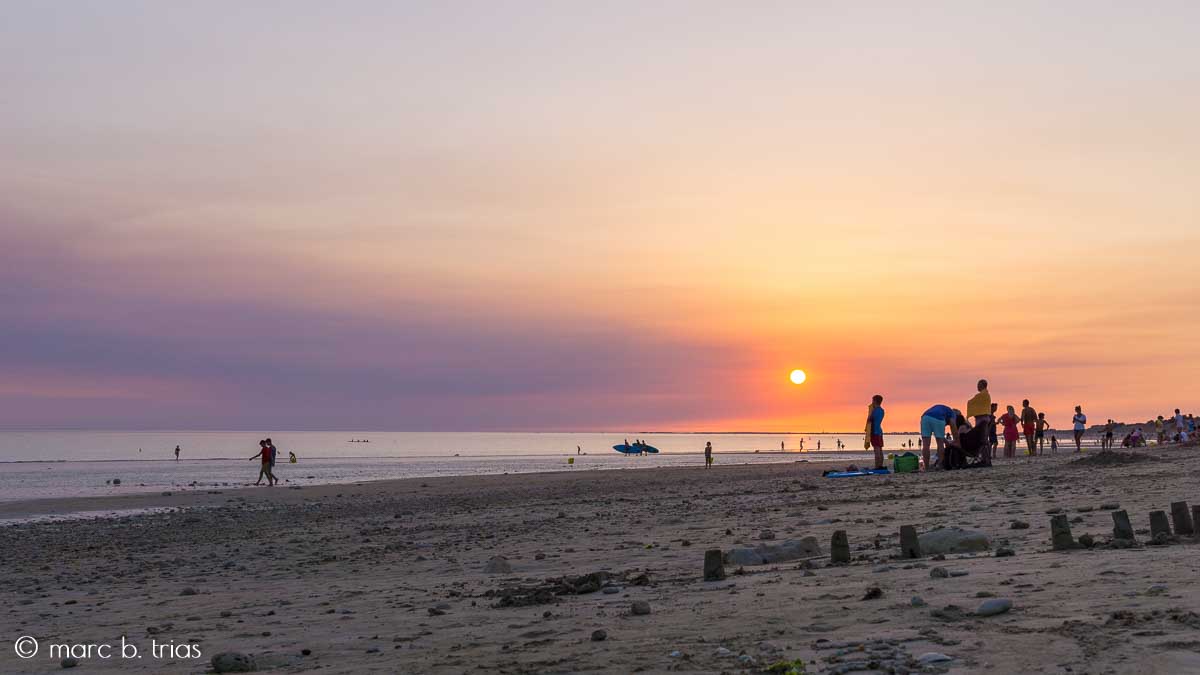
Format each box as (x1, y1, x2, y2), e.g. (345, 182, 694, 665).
(0, 457, 850, 521)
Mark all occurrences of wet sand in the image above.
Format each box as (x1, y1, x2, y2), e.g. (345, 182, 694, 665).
(3, 447, 1200, 673)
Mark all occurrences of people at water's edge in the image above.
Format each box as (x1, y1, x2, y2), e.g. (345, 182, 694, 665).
(999, 405, 1020, 459)
(704, 441, 713, 468)
(174, 444, 181, 461)
(1072, 406, 1087, 452)
(250, 439, 276, 486)
(1037, 413, 1050, 453)
(867, 395, 885, 470)
(988, 402, 999, 458)
(1021, 400, 1037, 456)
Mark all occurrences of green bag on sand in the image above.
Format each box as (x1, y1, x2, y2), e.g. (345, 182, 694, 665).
(893, 453, 919, 474)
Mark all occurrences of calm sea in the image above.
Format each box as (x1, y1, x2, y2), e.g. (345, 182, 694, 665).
(0, 431, 926, 504)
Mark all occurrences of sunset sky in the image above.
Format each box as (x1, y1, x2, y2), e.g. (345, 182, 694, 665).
(4, 2, 1200, 431)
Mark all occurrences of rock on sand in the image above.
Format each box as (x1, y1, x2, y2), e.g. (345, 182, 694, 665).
(725, 537, 821, 566)
(917, 527, 990, 555)
(211, 652, 256, 673)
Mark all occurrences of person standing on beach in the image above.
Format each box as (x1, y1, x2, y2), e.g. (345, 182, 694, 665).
(988, 403, 999, 458)
(1103, 420, 1115, 449)
(1175, 409, 1187, 442)
(250, 440, 276, 486)
(1155, 416, 1165, 444)
(174, 444, 181, 461)
(704, 441, 713, 468)
(919, 404, 960, 471)
(966, 379, 992, 429)
(998, 405, 1020, 459)
(1072, 406, 1087, 452)
(1036, 412, 1050, 454)
(1021, 400, 1038, 456)
(867, 394, 885, 470)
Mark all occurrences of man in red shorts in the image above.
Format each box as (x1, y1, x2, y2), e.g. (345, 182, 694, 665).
(1021, 399, 1038, 456)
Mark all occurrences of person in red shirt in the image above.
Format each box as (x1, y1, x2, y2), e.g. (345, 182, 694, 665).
(998, 406, 1021, 459)
(249, 439, 276, 486)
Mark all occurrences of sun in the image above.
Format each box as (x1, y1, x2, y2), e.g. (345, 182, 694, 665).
(789, 369, 807, 385)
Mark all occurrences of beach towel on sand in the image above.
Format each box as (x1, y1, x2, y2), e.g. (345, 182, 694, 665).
(863, 404, 875, 450)
(966, 391, 991, 418)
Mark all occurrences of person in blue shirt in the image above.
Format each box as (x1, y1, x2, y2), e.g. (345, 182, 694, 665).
(920, 404, 961, 471)
(867, 394, 885, 469)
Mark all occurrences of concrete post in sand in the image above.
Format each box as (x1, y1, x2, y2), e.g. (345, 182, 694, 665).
(1149, 510, 1172, 538)
(1050, 514, 1076, 550)
(1192, 506, 1200, 536)
(1170, 501, 1194, 536)
(703, 549, 725, 581)
(831, 530, 850, 564)
(899, 525, 921, 559)
(1111, 510, 1135, 542)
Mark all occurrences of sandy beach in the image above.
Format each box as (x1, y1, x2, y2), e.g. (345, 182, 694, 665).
(3, 446, 1200, 674)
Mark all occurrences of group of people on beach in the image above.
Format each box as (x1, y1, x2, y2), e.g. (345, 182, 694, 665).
(250, 438, 280, 485)
(859, 380, 1196, 473)
(864, 379, 1091, 472)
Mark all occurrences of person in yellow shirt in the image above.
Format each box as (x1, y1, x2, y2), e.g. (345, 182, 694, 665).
(966, 379, 992, 422)
(965, 379, 993, 465)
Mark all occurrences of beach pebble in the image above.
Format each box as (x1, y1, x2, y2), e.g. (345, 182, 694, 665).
(60, 657, 79, 668)
(919, 652, 953, 664)
(483, 556, 512, 574)
(759, 529, 776, 540)
(995, 547, 1015, 557)
(112, 478, 121, 485)
(211, 651, 256, 673)
(669, 650, 682, 658)
(602, 586, 621, 595)
(179, 587, 198, 596)
(1101, 502, 1120, 510)
(591, 629, 607, 642)
(911, 596, 927, 607)
(631, 600, 651, 615)
(930, 567, 949, 579)
(949, 570, 969, 577)
(715, 647, 734, 658)
(976, 598, 1013, 617)
(1010, 521, 1030, 530)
